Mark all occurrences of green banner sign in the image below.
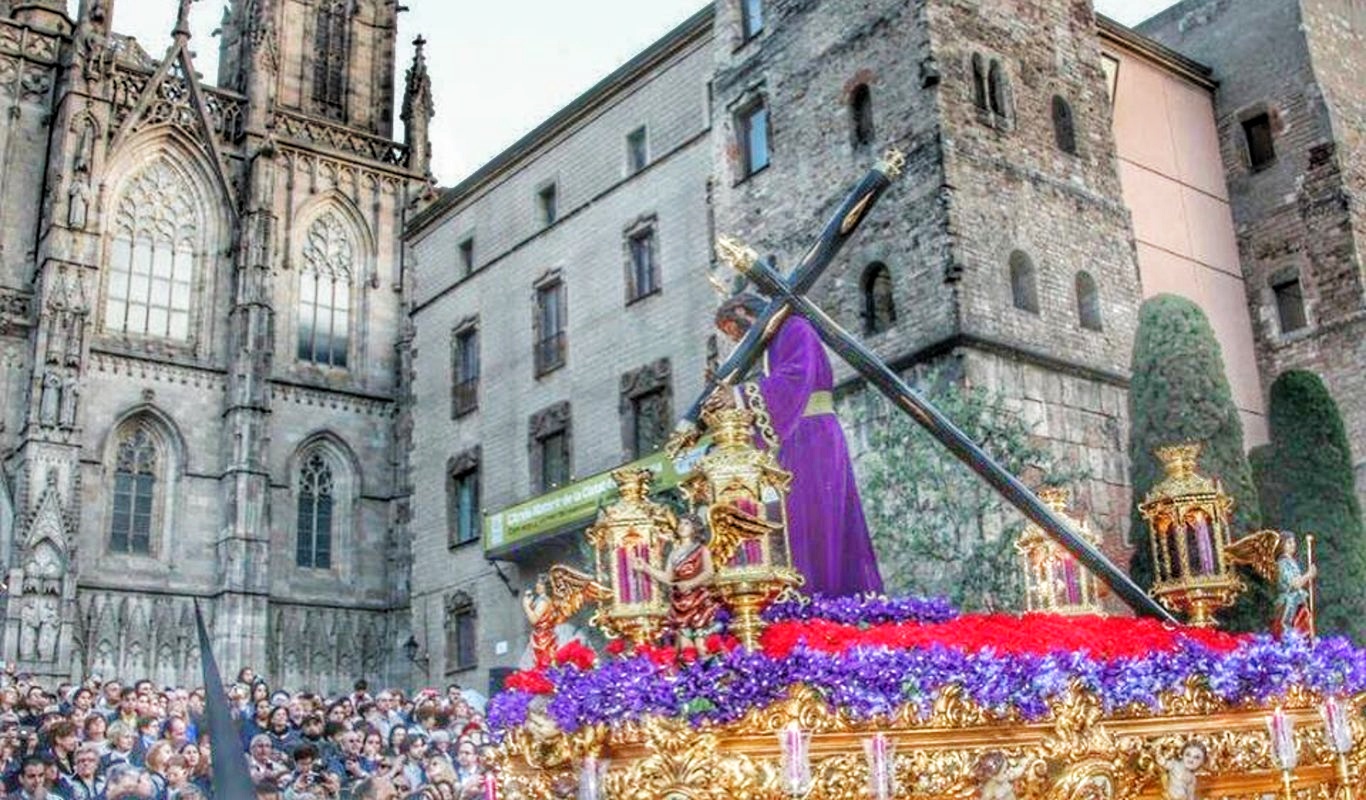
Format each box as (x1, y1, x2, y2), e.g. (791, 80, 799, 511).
(483, 441, 709, 557)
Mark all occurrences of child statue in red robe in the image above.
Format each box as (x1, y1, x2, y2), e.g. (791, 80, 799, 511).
(631, 514, 720, 655)
(709, 294, 884, 597)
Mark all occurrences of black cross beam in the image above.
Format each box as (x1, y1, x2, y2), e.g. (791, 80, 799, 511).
(676, 149, 907, 430)
(721, 241, 1174, 622)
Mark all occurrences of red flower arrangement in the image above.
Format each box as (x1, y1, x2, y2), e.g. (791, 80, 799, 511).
(554, 640, 599, 671)
(503, 668, 554, 695)
(759, 613, 1246, 661)
(604, 639, 627, 657)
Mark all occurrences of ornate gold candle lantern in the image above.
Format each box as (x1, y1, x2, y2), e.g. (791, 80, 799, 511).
(1138, 443, 1243, 627)
(695, 406, 802, 649)
(1015, 487, 1104, 615)
(584, 468, 675, 646)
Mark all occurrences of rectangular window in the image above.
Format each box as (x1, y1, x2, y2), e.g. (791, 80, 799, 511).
(631, 388, 669, 458)
(626, 127, 648, 174)
(1243, 113, 1275, 171)
(452, 327, 479, 417)
(445, 602, 478, 672)
(540, 431, 569, 491)
(534, 281, 566, 376)
(458, 237, 475, 276)
(627, 227, 659, 302)
(538, 183, 558, 226)
(739, 101, 771, 177)
(742, 0, 764, 39)
(448, 467, 480, 547)
(1273, 277, 1307, 333)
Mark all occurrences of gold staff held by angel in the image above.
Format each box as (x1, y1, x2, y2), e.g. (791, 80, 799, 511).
(1225, 529, 1318, 639)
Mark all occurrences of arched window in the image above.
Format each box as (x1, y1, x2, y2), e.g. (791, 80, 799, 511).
(1052, 95, 1077, 154)
(861, 262, 896, 334)
(988, 59, 1010, 118)
(971, 54, 987, 111)
(298, 212, 354, 368)
(1075, 271, 1102, 330)
(313, 1, 349, 118)
(110, 422, 159, 554)
(1009, 251, 1039, 313)
(850, 83, 875, 149)
(104, 159, 200, 341)
(296, 452, 334, 569)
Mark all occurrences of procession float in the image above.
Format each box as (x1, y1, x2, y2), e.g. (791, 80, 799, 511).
(479, 151, 1366, 800)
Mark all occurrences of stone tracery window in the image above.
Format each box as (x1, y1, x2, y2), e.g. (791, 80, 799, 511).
(296, 451, 335, 569)
(313, 1, 349, 119)
(298, 212, 354, 368)
(110, 421, 159, 555)
(104, 160, 200, 341)
(861, 262, 896, 334)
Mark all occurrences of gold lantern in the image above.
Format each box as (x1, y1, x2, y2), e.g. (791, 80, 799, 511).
(694, 406, 802, 649)
(1138, 443, 1243, 627)
(1015, 487, 1104, 615)
(584, 468, 675, 646)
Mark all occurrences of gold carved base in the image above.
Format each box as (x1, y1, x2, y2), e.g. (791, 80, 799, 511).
(493, 685, 1366, 800)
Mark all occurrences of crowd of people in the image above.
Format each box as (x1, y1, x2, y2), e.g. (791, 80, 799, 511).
(0, 667, 496, 800)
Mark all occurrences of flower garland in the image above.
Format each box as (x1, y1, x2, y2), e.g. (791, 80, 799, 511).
(486, 613, 1366, 737)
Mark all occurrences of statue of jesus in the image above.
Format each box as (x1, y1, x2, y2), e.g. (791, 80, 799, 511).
(710, 294, 883, 597)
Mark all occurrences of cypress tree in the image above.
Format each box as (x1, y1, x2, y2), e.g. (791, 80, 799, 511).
(1127, 295, 1261, 624)
(1257, 370, 1366, 639)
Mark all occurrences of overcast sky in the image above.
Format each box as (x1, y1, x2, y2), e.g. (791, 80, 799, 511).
(91, 1, 1181, 184)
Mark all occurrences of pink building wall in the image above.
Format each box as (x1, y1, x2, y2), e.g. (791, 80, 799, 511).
(1103, 34, 1268, 445)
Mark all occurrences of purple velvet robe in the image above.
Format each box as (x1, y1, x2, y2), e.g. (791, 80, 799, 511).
(743, 317, 884, 597)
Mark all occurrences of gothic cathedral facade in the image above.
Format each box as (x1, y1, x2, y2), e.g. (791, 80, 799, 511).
(0, 0, 431, 688)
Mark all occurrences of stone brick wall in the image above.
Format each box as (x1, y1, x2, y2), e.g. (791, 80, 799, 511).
(1143, 0, 1366, 497)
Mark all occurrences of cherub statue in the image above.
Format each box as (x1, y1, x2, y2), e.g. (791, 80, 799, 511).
(976, 752, 1026, 800)
(522, 567, 609, 668)
(1226, 529, 1317, 639)
(630, 513, 720, 656)
(1161, 741, 1206, 800)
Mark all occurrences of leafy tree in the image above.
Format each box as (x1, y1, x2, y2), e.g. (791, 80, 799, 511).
(852, 364, 1085, 611)
(1256, 370, 1366, 639)
(1126, 294, 1261, 626)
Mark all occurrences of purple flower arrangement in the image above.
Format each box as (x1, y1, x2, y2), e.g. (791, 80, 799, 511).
(487, 631, 1366, 737)
(762, 593, 959, 626)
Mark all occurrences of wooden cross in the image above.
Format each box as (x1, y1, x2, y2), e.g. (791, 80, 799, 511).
(675, 149, 906, 430)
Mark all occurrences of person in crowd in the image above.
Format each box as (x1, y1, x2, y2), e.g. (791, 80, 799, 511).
(64, 746, 103, 800)
(0, 670, 494, 800)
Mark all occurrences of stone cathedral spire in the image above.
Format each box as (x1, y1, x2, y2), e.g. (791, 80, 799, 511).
(401, 36, 434, 179)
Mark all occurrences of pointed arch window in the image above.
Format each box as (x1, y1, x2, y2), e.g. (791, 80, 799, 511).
(104, 160, 200, 341)
(861, 262, 896, 334)
(296, 452, 334, 569)
(850, 84, 875, 149)
(1075, 271, 1102, 330)
(313, 1, 349, 119)
(988, 60, 1010, 119)
(971, 54, 988, 111)
(110, 423, 159, 555)
(1052, 95, 1077, 155)
(1009, 250, 1039, 314)
(298, 212, 354, 368)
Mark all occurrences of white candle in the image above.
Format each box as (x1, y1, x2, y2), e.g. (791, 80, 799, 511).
(578, 756, 600, 800)
(1268, 707, 1298, 769)
(780, 721, 807, 792)
(1321, 696, 1354, 754)
(866, 733, 893, 800)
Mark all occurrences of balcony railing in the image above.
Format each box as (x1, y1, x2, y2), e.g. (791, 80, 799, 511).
(534, 332, 566, 377)
(452, 377, 479, 417)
